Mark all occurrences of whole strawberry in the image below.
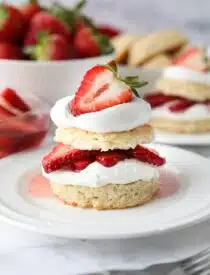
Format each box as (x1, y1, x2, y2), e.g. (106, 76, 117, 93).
(21, 0, 42, 25)
(73, 27, 113, 58)
(24, 32, 70, 60)
(24, 11, 71, 46)
(0, 43, 22, 60)
(97, 24, 121, 38)
(0, 4, 25, 43)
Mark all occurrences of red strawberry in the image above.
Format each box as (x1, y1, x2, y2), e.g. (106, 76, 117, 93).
(73, 159, 93, 171)
(144, 92, 180, 108)
(0, 4, 25, 43)
(73, 26, 113, 58)
(21, 0, 42, 24)
(42, 144, 92, 173)
(169, 99, 196, 112)
(1, 88, 30, 112)
(96, 151, 126, 167)
(97, 24, 121, 38)
(172, 47, 207, 72)
(132, 145, 165, 166)
(0, 43, 22, 60)
(73, 27, 100, 58)
(0, 105, 15, 118)
(70, 65, 132, 116)
(24, 33, 70, 60)
(24, 11, 71, 46)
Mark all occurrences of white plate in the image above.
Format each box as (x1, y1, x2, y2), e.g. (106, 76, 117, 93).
(155, 131, 210, 146)
(1, 144, 210, 239)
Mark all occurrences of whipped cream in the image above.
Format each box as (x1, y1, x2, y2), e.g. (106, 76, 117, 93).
(51, 96, 151, 133)
(42, 159, 159, 187)
(152, 103, 210, 120)
(163, 66, 210, 85)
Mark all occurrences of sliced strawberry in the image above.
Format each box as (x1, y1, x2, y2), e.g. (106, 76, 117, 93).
(132, 145, 165, 166)
(70, 65, 132, 116)
(0, 104, 15, 119)
(1, 88, 30, 113)
(96, 151, 126, 167)
(169, 99, 196, 112)
(42, 144, 92, 173)
(172, 47, 207, 72)
(144, 92, 180, 108)
(73, 159, 93, 171)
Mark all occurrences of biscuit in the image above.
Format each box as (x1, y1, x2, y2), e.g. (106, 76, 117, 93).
(128, 29, 187, 66)
(151, 117, 210, 133)
(55, 124, 153, 151)
(112, 34, 139, 63)
(51, 178, 159, 210)
(142, 54, 171, 68)
(156, 78, 210, 101)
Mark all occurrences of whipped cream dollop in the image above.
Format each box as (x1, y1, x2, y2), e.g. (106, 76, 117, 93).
(51, 96, 151, 133)
(163, 66, 210, 85)
(42, 159, 159, 187)
(152, 103, 210, 120)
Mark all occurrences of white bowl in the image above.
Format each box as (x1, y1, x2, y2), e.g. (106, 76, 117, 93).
(0, 54, 113, 106)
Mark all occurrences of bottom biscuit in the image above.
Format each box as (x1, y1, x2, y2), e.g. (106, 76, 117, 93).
(50, 179, 159, 210)
(151, 117, 210, 134)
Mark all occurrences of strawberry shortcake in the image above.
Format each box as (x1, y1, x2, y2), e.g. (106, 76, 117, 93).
(41, 62, 166, 210)
(145, 47, 210, 133)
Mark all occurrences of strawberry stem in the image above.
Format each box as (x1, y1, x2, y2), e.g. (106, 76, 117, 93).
(0, 6, 8, 27)
(105, 61, 148, 98)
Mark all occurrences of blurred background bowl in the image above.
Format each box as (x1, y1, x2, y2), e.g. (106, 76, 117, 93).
(0, 53, 113, 106)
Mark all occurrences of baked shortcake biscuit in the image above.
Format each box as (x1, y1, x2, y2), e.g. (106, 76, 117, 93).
(128, 29, 187, 66)
(143, 54, 172, 69)
(42, 62, 166, 210)
(144, 48, 210, 134)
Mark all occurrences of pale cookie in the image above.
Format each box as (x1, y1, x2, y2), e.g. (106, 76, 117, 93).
(112, 34, 139, 63)
(151, 117, 210, 133)
(156, 78, 210, 101)
(51, 178, 159, 210)
(55, 124, 153, 151)
(128, 29, 187, 66)
(142, 54, 171, 68)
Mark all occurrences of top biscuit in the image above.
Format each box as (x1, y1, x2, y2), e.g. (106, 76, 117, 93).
(128, 29, 187, 66)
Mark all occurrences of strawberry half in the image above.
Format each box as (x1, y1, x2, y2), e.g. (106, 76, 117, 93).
(172, 47, 208, 72)
(132, 145, 166, 166)
(42, 143, 92, 173)
(70, 62, 147, 116)
(1, 88, 30, 113)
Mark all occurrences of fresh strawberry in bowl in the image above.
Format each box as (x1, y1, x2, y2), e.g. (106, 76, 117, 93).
(0, 0, 115, 104)
(0, 87, 50, 158)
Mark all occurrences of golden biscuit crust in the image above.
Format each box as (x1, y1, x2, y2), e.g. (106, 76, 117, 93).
(143, 54, 171, 69)
(156, 78, 210, 101)
(128, 29, 187, 66)
(55, 124, 153, 151)
(51, 179, 159, 210)
(151, 117, 210, 133)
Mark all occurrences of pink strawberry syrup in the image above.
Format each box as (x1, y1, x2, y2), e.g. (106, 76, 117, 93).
(28, 169, 179, 200)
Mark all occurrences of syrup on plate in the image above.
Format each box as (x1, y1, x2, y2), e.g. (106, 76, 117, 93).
(28, 169, 179, 200)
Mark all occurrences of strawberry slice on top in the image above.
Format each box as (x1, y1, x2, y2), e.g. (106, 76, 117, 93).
(70, 61, 147, 116)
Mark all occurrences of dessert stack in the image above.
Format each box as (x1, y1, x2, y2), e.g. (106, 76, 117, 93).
(145, 48, 210, 133)
(42, 62, 165, 210)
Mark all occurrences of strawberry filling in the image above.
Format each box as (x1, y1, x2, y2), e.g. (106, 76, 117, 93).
(145, 91, 210, 113)
(42, 144, 166, 173)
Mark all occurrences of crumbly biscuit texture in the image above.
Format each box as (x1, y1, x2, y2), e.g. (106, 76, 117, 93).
(55, 124, 153, 151)
(151, 117, 210, 133)
(51, 179, 159, 210)
(128, 29, 187, 66)
(111, 34, 139, 63)
(143, 54, 171, 68)
(156, 78, 210, 101)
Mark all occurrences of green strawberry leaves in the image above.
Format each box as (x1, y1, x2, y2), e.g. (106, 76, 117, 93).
(105, 61, 148, 98)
